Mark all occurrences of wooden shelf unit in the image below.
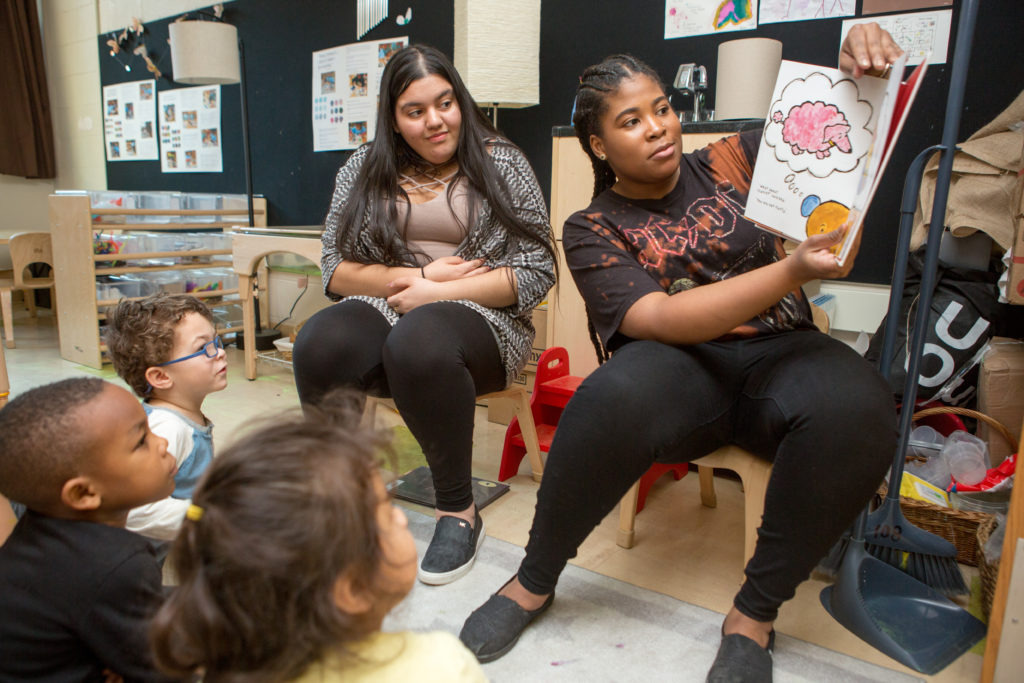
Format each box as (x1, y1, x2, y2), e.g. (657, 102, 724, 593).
(49, 194, 267, 369)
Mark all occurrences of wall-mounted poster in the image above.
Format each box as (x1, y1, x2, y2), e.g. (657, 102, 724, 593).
(312, 35, 408, 152)
(103, 79, 158, 161)
(665, 0, 758, 40)
(158, 85, 223, 173)
(842, 10, 952, 65)
(759, 0, 854, 25)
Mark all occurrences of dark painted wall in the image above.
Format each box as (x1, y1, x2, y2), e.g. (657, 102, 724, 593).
(100, 1, 1022, 284)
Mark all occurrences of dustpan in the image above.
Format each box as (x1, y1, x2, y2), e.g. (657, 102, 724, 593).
(821, 0, 987, 672)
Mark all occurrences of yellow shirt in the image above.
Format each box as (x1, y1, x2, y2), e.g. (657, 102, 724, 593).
(291, 631, 487, 683)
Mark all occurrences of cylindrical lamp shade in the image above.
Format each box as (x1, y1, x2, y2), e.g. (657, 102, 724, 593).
(169, 21, 241, 85)
(715, 38, 783, 120)
(454, 0, 539, 108)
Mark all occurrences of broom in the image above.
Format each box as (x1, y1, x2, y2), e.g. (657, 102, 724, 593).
(817, 142, 967, 595)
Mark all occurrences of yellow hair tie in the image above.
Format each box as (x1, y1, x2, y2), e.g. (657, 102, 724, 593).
(185, 503, 204, 521)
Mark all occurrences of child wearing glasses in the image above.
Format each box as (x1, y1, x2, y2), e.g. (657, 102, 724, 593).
(106, 293, 228, 542)
(0, 378, 179, 680)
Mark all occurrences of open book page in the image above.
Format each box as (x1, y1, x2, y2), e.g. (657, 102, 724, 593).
(743, 55, 925, 266)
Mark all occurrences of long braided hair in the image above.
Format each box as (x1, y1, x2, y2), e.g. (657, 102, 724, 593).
(571, 54, 666, 364)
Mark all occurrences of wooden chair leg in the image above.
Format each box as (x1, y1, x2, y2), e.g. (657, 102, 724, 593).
(1, 288, 14, 349)
(697, 464, 717, 508)
(617, 481, 640, 549)
(510, 390, 544, 482)
(23, 289, 36, 318)
(0, 344, 9, 408)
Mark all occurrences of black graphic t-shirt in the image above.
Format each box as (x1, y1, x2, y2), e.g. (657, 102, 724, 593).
(564, 129, 814, 352)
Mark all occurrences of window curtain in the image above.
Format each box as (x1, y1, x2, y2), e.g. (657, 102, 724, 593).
(0, 0, 55, 178)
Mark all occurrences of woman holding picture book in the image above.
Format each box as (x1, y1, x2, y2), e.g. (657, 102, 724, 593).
(458, 23, 904, 682)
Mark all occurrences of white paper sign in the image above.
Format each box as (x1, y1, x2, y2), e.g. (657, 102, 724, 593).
(842, 10, 952, 65)
(158, 85, 223, 173)
(103, 79, 158, 161)
(759, 0, 855, 25)
(312, 36, 408, 152)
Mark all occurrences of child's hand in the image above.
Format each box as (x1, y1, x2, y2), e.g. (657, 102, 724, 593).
(839, 22, 904, 78)
(422, 256, 490, 282)
(789, 224, 861, 282)
(385, 276, 445, 314)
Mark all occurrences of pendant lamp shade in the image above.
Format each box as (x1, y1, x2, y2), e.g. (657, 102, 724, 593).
(169, 21, 241, 85)
(454, 0, 539, 108)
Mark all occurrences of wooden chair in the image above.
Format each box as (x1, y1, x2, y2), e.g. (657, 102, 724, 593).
(0, 343, 9, 408)
(365, 386, 545, 482)
(615, 303, 831, 565)
(0, 232, 56, 349)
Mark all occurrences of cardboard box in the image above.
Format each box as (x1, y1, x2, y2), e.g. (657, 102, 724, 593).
(977, 337, 1024, 465)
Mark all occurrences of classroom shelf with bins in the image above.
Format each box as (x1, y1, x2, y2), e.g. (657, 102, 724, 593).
(49, 193, 266, 369)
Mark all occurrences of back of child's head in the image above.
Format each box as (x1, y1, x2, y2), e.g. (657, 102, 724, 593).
(0, 377, 106, 511)
(106, 293, 213, 396)
(150, 393, 398, 682)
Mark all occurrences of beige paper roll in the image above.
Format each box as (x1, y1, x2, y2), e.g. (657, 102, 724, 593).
(715, 38, 783, 120)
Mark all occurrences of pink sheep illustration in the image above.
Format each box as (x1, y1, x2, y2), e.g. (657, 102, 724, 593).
(772, 101, 852, 159)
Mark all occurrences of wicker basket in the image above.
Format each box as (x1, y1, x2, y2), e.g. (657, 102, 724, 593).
(977, 515, 1001, 620)
(880, 406, 1018, 567)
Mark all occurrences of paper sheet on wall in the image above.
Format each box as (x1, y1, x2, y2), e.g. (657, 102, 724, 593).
(842, 10, 952, 65)
(158, 85, 223, 173)
(758, 0, 855, 25)
(312, 36, 408, 152)
(103, 79, 158, 161)
(665, 0, 758, 40)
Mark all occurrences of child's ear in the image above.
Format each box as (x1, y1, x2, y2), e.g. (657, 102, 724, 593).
(145, 365, 173, 392)
(332, 573, 373, 615)
(61, 476, 102, 512)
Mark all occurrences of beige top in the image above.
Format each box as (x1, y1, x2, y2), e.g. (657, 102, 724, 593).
(397, 172, 471, 264)
(290, 631, 487, 683)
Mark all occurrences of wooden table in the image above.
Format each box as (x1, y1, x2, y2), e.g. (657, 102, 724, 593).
(231, 228, 323, 380)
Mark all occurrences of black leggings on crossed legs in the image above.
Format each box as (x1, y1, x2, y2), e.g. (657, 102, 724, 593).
(293, 300, 506, 511)
(516, 331, 896, 622)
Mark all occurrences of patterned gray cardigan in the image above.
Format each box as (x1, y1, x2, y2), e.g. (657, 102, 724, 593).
(320, 141, 556, 386)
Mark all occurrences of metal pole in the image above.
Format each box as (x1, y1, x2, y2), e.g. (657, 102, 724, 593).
(238, 38, 255, 228)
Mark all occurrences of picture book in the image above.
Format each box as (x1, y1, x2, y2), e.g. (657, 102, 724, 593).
(743, 53, 927, 265)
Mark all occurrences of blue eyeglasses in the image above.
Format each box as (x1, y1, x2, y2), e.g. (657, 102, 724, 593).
(159, 336, 223, 366)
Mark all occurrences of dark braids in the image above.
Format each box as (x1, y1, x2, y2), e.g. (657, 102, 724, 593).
(572, 54, 664, 364)
(572, 54, 664, 200)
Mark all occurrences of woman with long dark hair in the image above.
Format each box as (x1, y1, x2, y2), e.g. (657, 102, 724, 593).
(459, 24, 903, 681)
(294, 45, 556, 587)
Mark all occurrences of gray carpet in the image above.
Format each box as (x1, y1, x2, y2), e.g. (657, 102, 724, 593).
(383, 510, 923, 682)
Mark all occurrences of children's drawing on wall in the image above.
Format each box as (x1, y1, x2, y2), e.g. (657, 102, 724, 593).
(125, 102, 134, 120)
(378, 41, 403, 68)
(166, 150, 176, 168)
(182, 111, 197, 129)
(759, 0, 855, 25)
(139, 82, 153, 100)
(201, 128, 219, 147)
(140, 121, 153, 138)
(762, 71, 873, 179)
(185, 150, 197, 168)
(349, 72, 368, 97)
(109, 142, 120, 158)
(349, 121, 368, 145)
(107, 99, 119, 116)
(321, 71, 336, 94)
(665, 0, 757, 39)
(203, 88, 217, 109)
(125, 140, 136, 156)
(163, 104, 176, 122)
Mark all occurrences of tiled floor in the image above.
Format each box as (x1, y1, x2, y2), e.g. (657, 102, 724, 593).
(2, 309, 984, 682)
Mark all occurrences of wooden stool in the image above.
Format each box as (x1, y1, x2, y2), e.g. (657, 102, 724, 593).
(365, 386, 545, 482)
(617, 445, 773, 566)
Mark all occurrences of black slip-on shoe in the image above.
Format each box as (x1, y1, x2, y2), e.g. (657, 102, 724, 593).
(459, 580, 554, 663)
(706, 629, 775, 683)
(417, 509, 485, 585)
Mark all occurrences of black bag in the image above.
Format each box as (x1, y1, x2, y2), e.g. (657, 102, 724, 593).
(866, 250, 1001, 406)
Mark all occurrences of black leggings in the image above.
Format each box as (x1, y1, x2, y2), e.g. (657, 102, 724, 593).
(293, 300, 506, 511)
(517, 331, 896, 622)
